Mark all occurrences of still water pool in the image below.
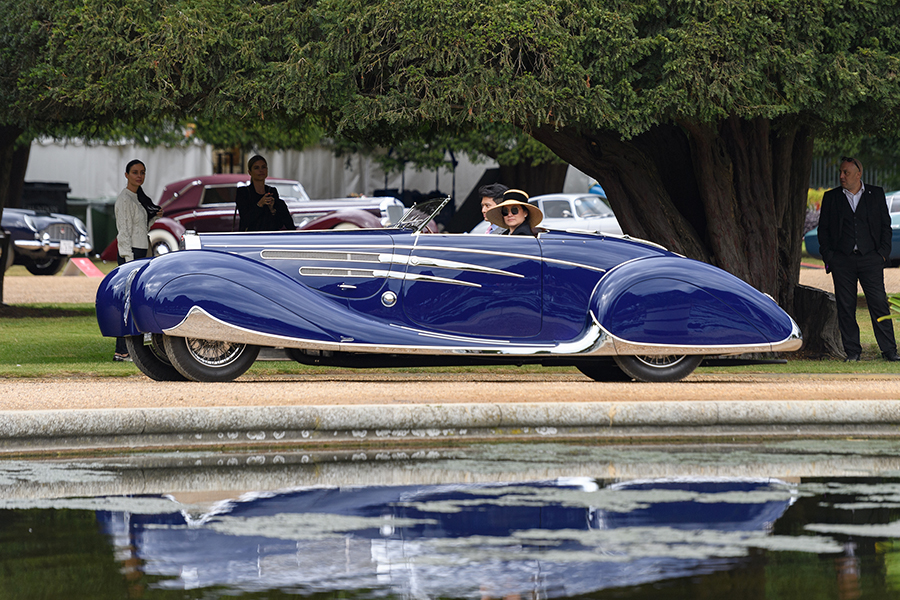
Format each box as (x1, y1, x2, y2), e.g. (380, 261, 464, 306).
(3, 440, 900, 598)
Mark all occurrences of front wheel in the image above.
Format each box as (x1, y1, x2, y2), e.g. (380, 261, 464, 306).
(613, 354, 703, 383)
(24, 256, 65, 276)
(126, 334, 187, 381)
(163, 335, 260, 382)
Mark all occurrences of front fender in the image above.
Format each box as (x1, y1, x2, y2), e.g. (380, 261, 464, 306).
(591, 256, 797, 348)
(95, 259, 152, 337)
(125, 251, 336, 343)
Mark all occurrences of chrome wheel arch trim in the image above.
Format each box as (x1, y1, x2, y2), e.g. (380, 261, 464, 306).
(597, 316, 803, 356)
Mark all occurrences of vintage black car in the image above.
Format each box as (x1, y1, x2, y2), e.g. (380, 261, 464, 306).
(1, 207, 93, 275)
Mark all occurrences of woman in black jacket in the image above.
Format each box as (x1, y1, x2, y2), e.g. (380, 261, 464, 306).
(235, 155, 296, 232)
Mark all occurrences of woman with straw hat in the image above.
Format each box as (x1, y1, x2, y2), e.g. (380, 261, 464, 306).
(485, 189, 543, 236)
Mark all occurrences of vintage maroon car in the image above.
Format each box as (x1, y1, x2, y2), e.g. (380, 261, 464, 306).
(99, 174, 404, 260)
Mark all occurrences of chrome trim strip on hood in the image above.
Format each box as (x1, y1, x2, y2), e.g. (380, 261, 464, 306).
(265, 249, 523, 279)
(297, 267, 482, 288)
(196, 239, 607, 274)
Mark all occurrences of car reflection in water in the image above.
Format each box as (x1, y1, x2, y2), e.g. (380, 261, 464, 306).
(97, 478, 796, 597)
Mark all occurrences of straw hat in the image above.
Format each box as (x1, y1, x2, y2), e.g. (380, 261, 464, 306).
(485, 189, 543, 229)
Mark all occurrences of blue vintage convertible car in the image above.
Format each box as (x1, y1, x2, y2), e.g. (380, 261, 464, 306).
(96, 198, 801, 382)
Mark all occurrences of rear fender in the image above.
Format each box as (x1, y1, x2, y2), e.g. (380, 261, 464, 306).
(590, 256, 796, 348)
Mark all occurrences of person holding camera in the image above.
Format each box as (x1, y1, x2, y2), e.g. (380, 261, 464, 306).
(235, 155, 296, 232)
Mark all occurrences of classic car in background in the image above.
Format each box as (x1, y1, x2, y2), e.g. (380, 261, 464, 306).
(1, 207, 92, 275)
(96, 197, 801, 383)
(470, 192, 622, 234)
(98, 174, 405, 260)
(804, 209, 900, 267)
(887, 189, 900, 213)
(529, 193, 623, 235)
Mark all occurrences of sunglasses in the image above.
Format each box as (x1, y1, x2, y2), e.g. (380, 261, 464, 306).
(501, 206, 521, 217)
(841, 156, 861, 170)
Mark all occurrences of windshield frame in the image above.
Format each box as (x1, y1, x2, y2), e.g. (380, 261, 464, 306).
(394, 196, 450, 233)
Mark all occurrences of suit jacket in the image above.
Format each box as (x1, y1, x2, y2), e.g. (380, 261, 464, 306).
(817, 184, 891, 269)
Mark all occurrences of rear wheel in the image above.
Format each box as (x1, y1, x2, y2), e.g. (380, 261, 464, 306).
(125, 334, 187, 381)
(575, 360, 632, 382)
(163, 335, 260, 382)
(613, 354, 703, 383)
(24, 256, 65, 275)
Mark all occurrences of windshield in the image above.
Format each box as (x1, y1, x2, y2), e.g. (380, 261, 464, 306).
(574, 196, 613, 218)
(394, 197, 450, 232)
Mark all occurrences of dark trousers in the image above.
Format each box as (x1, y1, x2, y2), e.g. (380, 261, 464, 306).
(830, 250, 897, 356)
(114, 248, 148, 355)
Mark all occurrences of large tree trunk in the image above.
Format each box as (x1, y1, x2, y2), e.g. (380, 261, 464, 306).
(0, 126, 25, 307)
(497, 161, 568, 197)
(532, 117, 840, 357)
(5, 142, 30, 210)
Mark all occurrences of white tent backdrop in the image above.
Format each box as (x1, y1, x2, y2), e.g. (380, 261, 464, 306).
(25, 139, 595, 206)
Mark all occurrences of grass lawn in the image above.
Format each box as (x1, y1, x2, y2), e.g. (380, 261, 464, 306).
(2, 304, 899, 378)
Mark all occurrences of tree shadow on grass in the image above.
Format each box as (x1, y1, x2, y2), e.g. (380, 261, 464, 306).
(0, 304, 93, 318)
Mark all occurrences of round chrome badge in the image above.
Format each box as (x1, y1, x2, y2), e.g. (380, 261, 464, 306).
(381, 291, 397, 307)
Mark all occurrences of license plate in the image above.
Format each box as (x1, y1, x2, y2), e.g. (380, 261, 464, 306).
(59, 240, 74, 255)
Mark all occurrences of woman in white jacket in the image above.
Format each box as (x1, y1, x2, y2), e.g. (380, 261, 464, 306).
(113, 159, 161, 360)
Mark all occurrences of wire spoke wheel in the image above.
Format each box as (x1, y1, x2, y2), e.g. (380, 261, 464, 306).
(163, 335, 260, 382)
(186, 338, 247, 368)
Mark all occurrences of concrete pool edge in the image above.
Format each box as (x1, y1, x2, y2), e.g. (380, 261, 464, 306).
(2, 399, 900, 454)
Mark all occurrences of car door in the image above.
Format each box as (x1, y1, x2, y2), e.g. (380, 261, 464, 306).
(179, 185, 241, 232)
(399, 234, 542, 338)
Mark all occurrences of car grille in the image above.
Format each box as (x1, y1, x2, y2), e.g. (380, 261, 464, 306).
(41, 223, 77, 241)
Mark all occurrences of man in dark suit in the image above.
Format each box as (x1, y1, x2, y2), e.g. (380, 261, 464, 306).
(818, 156, 899, 362)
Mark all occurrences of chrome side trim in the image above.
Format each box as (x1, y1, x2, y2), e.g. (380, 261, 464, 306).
(404, 243, 607, 273)
(297, 267, 481, 288)
(162, 305, 800, 358)
(262, 250, 382, 262)
(263, 249, 523, 278)
(199, 240, 607, 274)
(163, 306, 613, 356)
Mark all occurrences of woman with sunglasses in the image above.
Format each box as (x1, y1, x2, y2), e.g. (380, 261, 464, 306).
(485, 189, 544, 236)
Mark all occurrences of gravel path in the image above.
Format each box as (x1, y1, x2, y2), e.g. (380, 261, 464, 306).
(2, 373, 900, 412)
